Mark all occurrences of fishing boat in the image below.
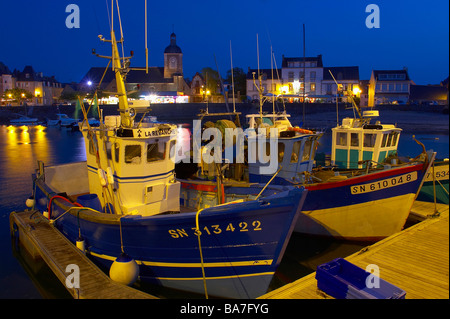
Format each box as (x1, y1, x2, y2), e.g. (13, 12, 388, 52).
(181, 63, 435, 241)
(247, 97, 436, 241)
(416, 159, 449, 204)
(28, 2, 307, 299)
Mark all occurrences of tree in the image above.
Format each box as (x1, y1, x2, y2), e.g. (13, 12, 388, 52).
(3, 88, 33, 104)
(226, 67, 247, 99)
(201, 67, 220, 95)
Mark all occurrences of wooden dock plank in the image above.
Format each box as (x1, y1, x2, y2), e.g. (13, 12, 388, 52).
(260, 201, 449, 299)
(10, 210, 157, 299)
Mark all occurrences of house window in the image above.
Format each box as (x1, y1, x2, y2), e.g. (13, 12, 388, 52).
(326, 84, 332, 94)
(288, 72, 294, 82)
(402, 84, 408, 92)
(389, 83, 394, 91)
(299, 71, 304, 81)
(310, 83, 316, 92)
(382, 84, 388, 91)
(395, 83, 402, 91)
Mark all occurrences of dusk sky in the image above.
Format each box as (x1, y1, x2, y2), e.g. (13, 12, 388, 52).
(0, 0, 448, 85)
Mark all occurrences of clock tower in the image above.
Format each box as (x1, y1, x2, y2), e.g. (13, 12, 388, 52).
(164, 33, 183, 79)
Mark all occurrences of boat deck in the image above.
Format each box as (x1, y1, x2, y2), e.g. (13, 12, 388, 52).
(259, 200, 449, 299)
(10, 210, 157, 299)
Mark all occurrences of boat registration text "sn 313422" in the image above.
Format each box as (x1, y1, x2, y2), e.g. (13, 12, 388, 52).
(168, 220, 262, 239)
(351, 171, 417, 195)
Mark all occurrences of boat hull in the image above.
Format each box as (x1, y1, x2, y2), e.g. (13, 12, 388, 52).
(416, 161, 449, 204)
(252, 163, 428, 241)
(34, 179, 305, 298)
(297, 164, 427, 241)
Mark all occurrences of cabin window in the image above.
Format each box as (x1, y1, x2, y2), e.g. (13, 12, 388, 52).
(381, 134, 388, 148)
(88, 138, 96, 155)
(364, 134, 376, 148)
(125, 145, 142, 164)
(336, 132, 347, 146)
(278, 142, 285, 163)
(391, 132, 399, 146)
(168, 140, 177, 161)
(351, 133, 359, 147)
(302, 139, 313, 162)
(114, 143, 120, 163)
(290, 141, 301, 163)
(386, 133, 393, 147)
(105, 142, 112, 160)
(147, 142, 165, 162)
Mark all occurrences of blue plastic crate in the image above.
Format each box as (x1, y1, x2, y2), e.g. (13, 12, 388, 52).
(316, 258, 406, 299)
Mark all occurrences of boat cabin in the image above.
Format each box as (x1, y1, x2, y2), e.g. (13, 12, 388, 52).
(81, 115, 180, 216)
(331, 111, 402, 169)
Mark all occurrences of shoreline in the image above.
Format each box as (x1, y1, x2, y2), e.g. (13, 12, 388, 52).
(1, 103, 448, 134)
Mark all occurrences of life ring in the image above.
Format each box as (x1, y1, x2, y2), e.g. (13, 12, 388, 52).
(288, 127, 313, 134)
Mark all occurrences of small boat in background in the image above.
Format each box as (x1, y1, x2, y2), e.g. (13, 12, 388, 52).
(10, 115, 40, 125)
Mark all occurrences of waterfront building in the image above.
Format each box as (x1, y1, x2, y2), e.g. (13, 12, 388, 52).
(322, 66, 360, 103)
(246, 68, 282, 102)
(0, 62, 15, 104)
(80, 33, 190, 103)
(12, 65, 62, 105)
(280, 55, 323, 100)
(368, 69, 412, 106)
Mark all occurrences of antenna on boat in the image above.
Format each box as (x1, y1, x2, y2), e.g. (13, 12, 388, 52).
(302, 23, 306, 126)
(253, 33, 263, 118)
(145, 0, 148, 74)
(328, 70, 340, 126)
(230, 41, 236, 113)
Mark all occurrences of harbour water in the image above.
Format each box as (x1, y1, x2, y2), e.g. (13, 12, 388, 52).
(0, 109, 448, 299)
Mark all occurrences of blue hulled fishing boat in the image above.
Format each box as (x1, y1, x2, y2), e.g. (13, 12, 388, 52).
(28, 2, 307, 299)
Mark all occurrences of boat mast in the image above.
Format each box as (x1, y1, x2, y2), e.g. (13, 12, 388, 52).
(95, 1, 133, 128)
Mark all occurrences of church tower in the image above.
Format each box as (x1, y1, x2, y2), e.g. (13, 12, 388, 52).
(164, 33, 183, 79)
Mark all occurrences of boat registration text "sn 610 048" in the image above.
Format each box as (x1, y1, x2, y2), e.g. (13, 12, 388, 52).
(351, 171, 417, 195)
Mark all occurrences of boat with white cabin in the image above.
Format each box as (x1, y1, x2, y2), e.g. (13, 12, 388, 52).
(27, 1, 307, 299)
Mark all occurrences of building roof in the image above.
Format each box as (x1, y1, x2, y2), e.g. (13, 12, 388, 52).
(323, 66, 359, 81)
(246, 68, 282, 80)
(282, 55, 323, 67)
(0, 61, 11, 75)
(373, 69, 410, 81)
(80, 67, 173, 85)
(164, 33, 182, 54)
(410, 85, 448, 101)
